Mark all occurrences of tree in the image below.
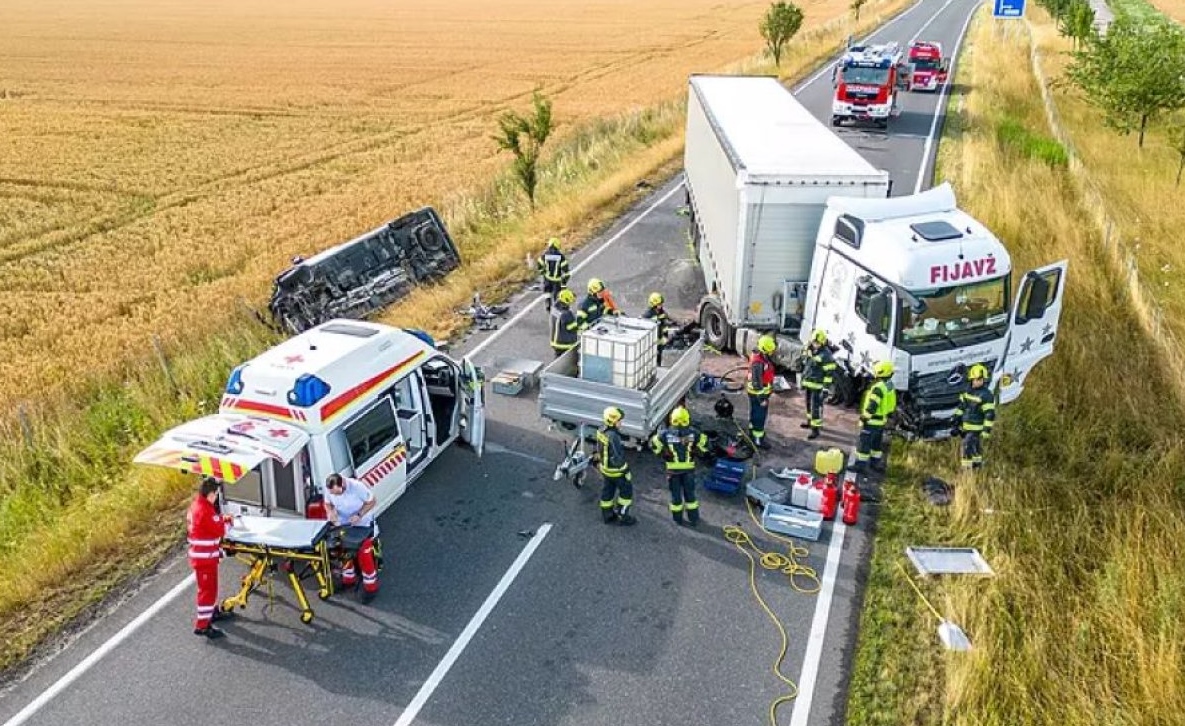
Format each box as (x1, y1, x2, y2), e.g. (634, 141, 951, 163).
(1168, 112, 1185, 185)
(851, 0, 868, 23)
(760, 2, 805, 67)
(492, 91, 554, 208)
(1066, 16, 1185, 148)
(1060, 0, 1096, 50)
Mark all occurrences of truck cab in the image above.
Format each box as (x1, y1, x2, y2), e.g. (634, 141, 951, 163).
(134, 320, 486, 518)
(831, 42, 910, 128)
(800, 183, 1068, 439)
(906, 41, 948, 92)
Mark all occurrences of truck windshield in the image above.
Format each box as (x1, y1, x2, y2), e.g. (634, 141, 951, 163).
(898, 275, 1010, 349)
(841, 66, 890, 85)
(911, 58, 942, 71)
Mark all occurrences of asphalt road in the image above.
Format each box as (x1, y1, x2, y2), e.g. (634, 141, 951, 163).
(0, 1, 980, 724)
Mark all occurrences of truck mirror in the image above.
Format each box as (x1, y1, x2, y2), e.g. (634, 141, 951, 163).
(1022, 273, 1051, 320)
(865, 294, 890, 337)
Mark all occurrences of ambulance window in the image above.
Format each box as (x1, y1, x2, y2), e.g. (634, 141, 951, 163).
(344, 399, 399, 469)
(224, 468, 264, 507)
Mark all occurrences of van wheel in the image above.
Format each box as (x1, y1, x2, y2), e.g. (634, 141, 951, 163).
(699, 300, 732, 352)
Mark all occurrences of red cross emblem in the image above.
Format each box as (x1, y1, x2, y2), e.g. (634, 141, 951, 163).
(268, 428, 290, 438)
(284, 354, 304, 364)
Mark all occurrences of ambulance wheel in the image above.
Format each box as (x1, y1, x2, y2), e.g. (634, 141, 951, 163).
(318, 588, 331, 601)
(301, 611, 315, 624)
(699, 300, 732, 352)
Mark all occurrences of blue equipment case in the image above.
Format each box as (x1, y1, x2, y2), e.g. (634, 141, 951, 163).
(705, 458, 747, 495)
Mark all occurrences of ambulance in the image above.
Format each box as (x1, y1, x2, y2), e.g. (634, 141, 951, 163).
(134, 319, 486, 519)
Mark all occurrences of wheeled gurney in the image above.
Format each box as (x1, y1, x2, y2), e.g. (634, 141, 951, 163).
(220, 516, 336, 625)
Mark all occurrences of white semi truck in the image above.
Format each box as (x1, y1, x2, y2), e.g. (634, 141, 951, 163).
(684, 74, 1068, 440)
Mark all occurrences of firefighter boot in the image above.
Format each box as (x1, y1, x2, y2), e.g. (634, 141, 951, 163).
(602, 507, 619, 524)
(807, 427, 820, 440)
(871, 458, 887, 474)
(671, 509, 684, 526)
(617, 504, 637, 526)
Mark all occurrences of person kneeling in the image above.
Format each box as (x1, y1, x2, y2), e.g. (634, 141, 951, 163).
(324, 473, 381, 603)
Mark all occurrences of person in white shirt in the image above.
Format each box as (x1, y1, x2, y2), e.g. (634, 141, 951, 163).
(323, 473, 380, 602)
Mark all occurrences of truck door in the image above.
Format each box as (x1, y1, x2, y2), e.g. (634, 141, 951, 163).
(460, 358, 486, 457)
(996, 260, 1068, 404)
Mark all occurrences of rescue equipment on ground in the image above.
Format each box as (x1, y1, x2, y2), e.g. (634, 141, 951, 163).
(745, 476, 790, 509)
(815, 447, 845, 476)
(841, 473, 861, 526)
(219, 516, 336, 625)
(897, 562, 973, 652)
(705, 458, 747, 495)
(761, 502, 825, 542)
(820, 474, 839, 521)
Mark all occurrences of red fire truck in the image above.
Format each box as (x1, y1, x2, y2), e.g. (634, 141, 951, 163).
(830, 42, 908, 129)
(907, 41, 949, 92)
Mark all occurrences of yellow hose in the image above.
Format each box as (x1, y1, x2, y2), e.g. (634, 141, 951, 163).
(721, 495, 823, 725)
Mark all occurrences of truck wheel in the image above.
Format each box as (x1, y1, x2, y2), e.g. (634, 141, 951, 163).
(699, 300, 732, 352)
(828, 369, 858, 407)
(831, 116, 841, 127)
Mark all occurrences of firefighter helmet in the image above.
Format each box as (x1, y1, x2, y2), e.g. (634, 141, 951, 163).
(811, 329, 828, 345)
(670, 406, 691, 427)
(603, 406, 624, 426)
(648, 292, 664, 308)
(588, 278, 605, 294)
(873, 360, 894, 378)
(757, 336, 777, 355)
(968, 363, 989, 381)
(546, 236, 561, 249)
(557, 288, 576, 306)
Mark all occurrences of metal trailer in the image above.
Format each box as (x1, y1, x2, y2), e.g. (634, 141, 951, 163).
(538, 340, 705, 441)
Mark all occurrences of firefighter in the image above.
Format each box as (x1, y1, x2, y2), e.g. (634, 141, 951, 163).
(853, 360, 897, 474)
(536, 237, 571, 311)
(800, 329, 838, 440)
(643, 292, 673, 366)
(595, 406, 636, 525)
(953, 363, 996, 470)
(649, 405, 709, 526)
(187, 477, 235, 639)
(549, 288, 580, 358)
(746, 335, 777, 449)
(577, 278, 621, 330)
(323, 473, 381, 603)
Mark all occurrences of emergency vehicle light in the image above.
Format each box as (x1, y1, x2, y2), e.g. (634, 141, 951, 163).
(288, 374, 331, 408)
(225, 365, 246, 395)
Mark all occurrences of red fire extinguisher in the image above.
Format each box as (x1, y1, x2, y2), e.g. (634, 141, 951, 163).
(842, 481, 861, 526)
(820, 473, 839, 521)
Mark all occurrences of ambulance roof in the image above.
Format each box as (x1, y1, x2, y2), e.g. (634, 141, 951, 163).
(825, 183, 1013, 290)
(220, 319, 437, 432)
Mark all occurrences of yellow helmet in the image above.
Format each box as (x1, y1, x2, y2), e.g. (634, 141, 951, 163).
(968, 363, 989, 381)
(811, 329, 828, 345)
(648, 292, 664, 307)
(757, 336, 777, 355)
(670, 406, 691, 427)
(546, 236, 561, 249)
(873, 360, 894, 378)
(588, 278, 605, 294)
(603, 406, 624, 426)
(557, 288, 576, 306)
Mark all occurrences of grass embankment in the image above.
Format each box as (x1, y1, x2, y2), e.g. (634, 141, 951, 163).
(0, 0, 916, 676)
(845, 8, 1185, 726)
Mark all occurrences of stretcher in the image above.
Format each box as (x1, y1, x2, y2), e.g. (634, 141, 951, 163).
(220, 516, 335, 625)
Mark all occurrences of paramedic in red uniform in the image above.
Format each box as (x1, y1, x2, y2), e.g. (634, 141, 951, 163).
(324, 473, 381, 603)
(187, 477, 235, 639)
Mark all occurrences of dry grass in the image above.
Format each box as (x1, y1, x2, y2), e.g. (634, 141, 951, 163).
(846, 8, 1185, 725)
(0, 0, 919, 674)
(0, 0, 879, 412)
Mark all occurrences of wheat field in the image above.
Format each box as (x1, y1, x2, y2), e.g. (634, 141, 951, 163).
(0, 0, 860, 411)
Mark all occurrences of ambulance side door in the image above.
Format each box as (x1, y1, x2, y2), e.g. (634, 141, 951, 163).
(460, 358, 486, 458)
(338, 394, 409, 512)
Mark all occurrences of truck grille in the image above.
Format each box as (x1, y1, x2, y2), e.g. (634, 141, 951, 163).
(908, 359, 998, 411)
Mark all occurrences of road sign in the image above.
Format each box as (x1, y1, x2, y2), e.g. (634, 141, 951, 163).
(993, 0, 1025, 18)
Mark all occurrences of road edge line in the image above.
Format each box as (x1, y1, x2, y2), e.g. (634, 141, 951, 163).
(914, 0, 980, 194)
(788, 522, 847, 726)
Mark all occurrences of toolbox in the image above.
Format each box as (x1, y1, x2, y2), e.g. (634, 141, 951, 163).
(704, 458, 747, 495)
(761, 502, 824, 542)
(491, 371, 525, 396)
(745, 477, 789, 508)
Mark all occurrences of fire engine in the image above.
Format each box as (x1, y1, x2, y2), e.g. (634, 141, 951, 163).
(907, 41, 949, 92)
(831, 42, 908, 128)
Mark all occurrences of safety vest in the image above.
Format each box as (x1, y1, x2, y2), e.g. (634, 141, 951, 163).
(955, 385, 996, 432)
(747, 353, 774, 396)
(649, 425, 709, 471)
(643, 305, 672, 339)
(860, 380, 897, 427)
(537, 248, 570, 283)
(596, 425, 629, 477)
(186, 495, 229, 568)
(801, 346, 837, 390)
(550, 305, 579, 351)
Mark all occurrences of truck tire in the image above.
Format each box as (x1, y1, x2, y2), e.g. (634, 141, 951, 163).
(831, 116, 842, 127)
(699, 300, 732, 352)
(827, 368, 858, 407)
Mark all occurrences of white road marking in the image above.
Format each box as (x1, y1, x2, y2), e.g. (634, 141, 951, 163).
(391, 522, 553, 726)
(789, 521, 847, 726)
(1, 573, 196, 726)
(914, 0, 980, 193)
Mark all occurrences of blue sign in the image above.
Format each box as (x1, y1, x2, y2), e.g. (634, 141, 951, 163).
(993, 0, 1025, 18)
